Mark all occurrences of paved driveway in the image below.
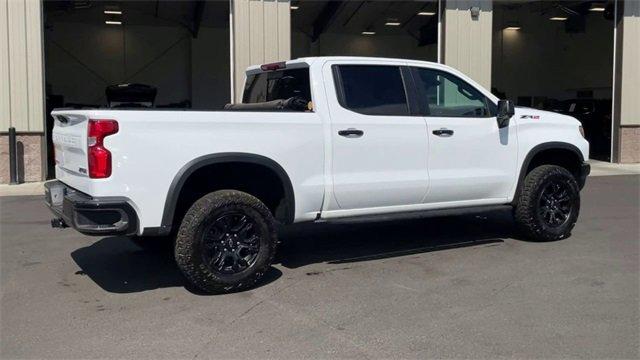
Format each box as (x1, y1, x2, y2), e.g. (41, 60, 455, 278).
(1, 175, 638, 359)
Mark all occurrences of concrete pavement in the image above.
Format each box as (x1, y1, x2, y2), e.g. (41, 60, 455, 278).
(0, 175, 638, 359)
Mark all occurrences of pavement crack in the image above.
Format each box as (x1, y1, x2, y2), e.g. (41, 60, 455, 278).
(230, 299, 266, 325)
(192, 278, 303, 359)
(493, 281, 514, 295)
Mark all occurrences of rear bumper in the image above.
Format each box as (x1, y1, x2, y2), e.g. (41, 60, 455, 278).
(578, 162, 590, 189)
(44, 180, 138, 236)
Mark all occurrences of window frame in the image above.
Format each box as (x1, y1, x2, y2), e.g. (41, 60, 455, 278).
(409, 66, 497, 118)
(332, 64, 418, 117)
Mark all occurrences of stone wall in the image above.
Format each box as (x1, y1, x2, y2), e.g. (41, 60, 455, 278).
(619, 127, 640, 164)
(0, 134, 43, 183)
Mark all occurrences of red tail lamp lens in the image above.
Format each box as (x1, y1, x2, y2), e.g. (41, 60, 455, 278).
(87, 119, 118, 178)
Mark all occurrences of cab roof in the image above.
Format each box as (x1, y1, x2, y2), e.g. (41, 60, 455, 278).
(246, 56, 445, 75)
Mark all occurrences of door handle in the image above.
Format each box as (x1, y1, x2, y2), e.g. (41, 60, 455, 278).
(338, 128, 364, 138)
(432, 129, 454, 137)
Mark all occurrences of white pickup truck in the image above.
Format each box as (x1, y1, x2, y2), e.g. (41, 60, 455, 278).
(46, 56, 590, 293)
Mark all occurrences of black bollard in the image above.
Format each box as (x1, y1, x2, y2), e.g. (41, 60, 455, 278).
(8, 127, 18, 185)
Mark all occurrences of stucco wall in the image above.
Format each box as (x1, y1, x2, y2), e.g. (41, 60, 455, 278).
(0, 134, 43, 183)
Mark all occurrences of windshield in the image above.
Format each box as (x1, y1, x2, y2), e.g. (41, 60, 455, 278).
(242, 68, 311, 104)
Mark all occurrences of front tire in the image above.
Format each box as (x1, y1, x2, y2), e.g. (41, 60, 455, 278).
(514, 165, 580, 241)
(174, 190, 278, 294)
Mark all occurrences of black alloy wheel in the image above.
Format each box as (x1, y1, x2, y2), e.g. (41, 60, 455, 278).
(200, 212, 261, 275)
(175, 190, 278, 294)
(514, 165, 580, 241)
(537, 180, 573, 228)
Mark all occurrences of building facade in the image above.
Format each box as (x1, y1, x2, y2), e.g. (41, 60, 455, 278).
(1, 0, 638, 184)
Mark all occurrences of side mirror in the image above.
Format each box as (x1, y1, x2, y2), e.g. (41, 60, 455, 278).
(497, 99, 515, 128)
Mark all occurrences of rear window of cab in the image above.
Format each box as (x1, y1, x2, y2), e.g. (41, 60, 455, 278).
(242, 68, 312, 104)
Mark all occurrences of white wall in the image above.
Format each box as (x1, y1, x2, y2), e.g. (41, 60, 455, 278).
(0, 0, 44, 132)
(45, 22, 230, 109)
(292, 31, 437, 62)
(619, 0, 640, 126)
(492, 3, 614, 103)
(444, 0, 493, 89)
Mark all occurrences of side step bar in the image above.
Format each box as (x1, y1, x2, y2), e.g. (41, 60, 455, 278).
(316, 205, 513, 224)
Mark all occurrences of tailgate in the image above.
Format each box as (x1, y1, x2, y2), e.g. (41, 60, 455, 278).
(52, 112, 90, 177)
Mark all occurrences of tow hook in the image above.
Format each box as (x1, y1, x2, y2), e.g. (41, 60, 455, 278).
(51, 218, 68, 229)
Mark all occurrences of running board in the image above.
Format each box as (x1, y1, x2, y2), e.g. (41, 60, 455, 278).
(315, 205, 513, 224)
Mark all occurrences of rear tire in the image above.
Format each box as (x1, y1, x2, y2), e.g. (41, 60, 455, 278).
(174, 190, 278, 294)
(514, 165, 580, 241)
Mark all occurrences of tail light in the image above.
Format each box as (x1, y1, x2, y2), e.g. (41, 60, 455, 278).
(87, 119, 118, 178)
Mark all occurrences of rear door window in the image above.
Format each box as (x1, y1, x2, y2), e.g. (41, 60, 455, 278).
(243, 68, 311, 103)
(334, 65, 410, 116)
